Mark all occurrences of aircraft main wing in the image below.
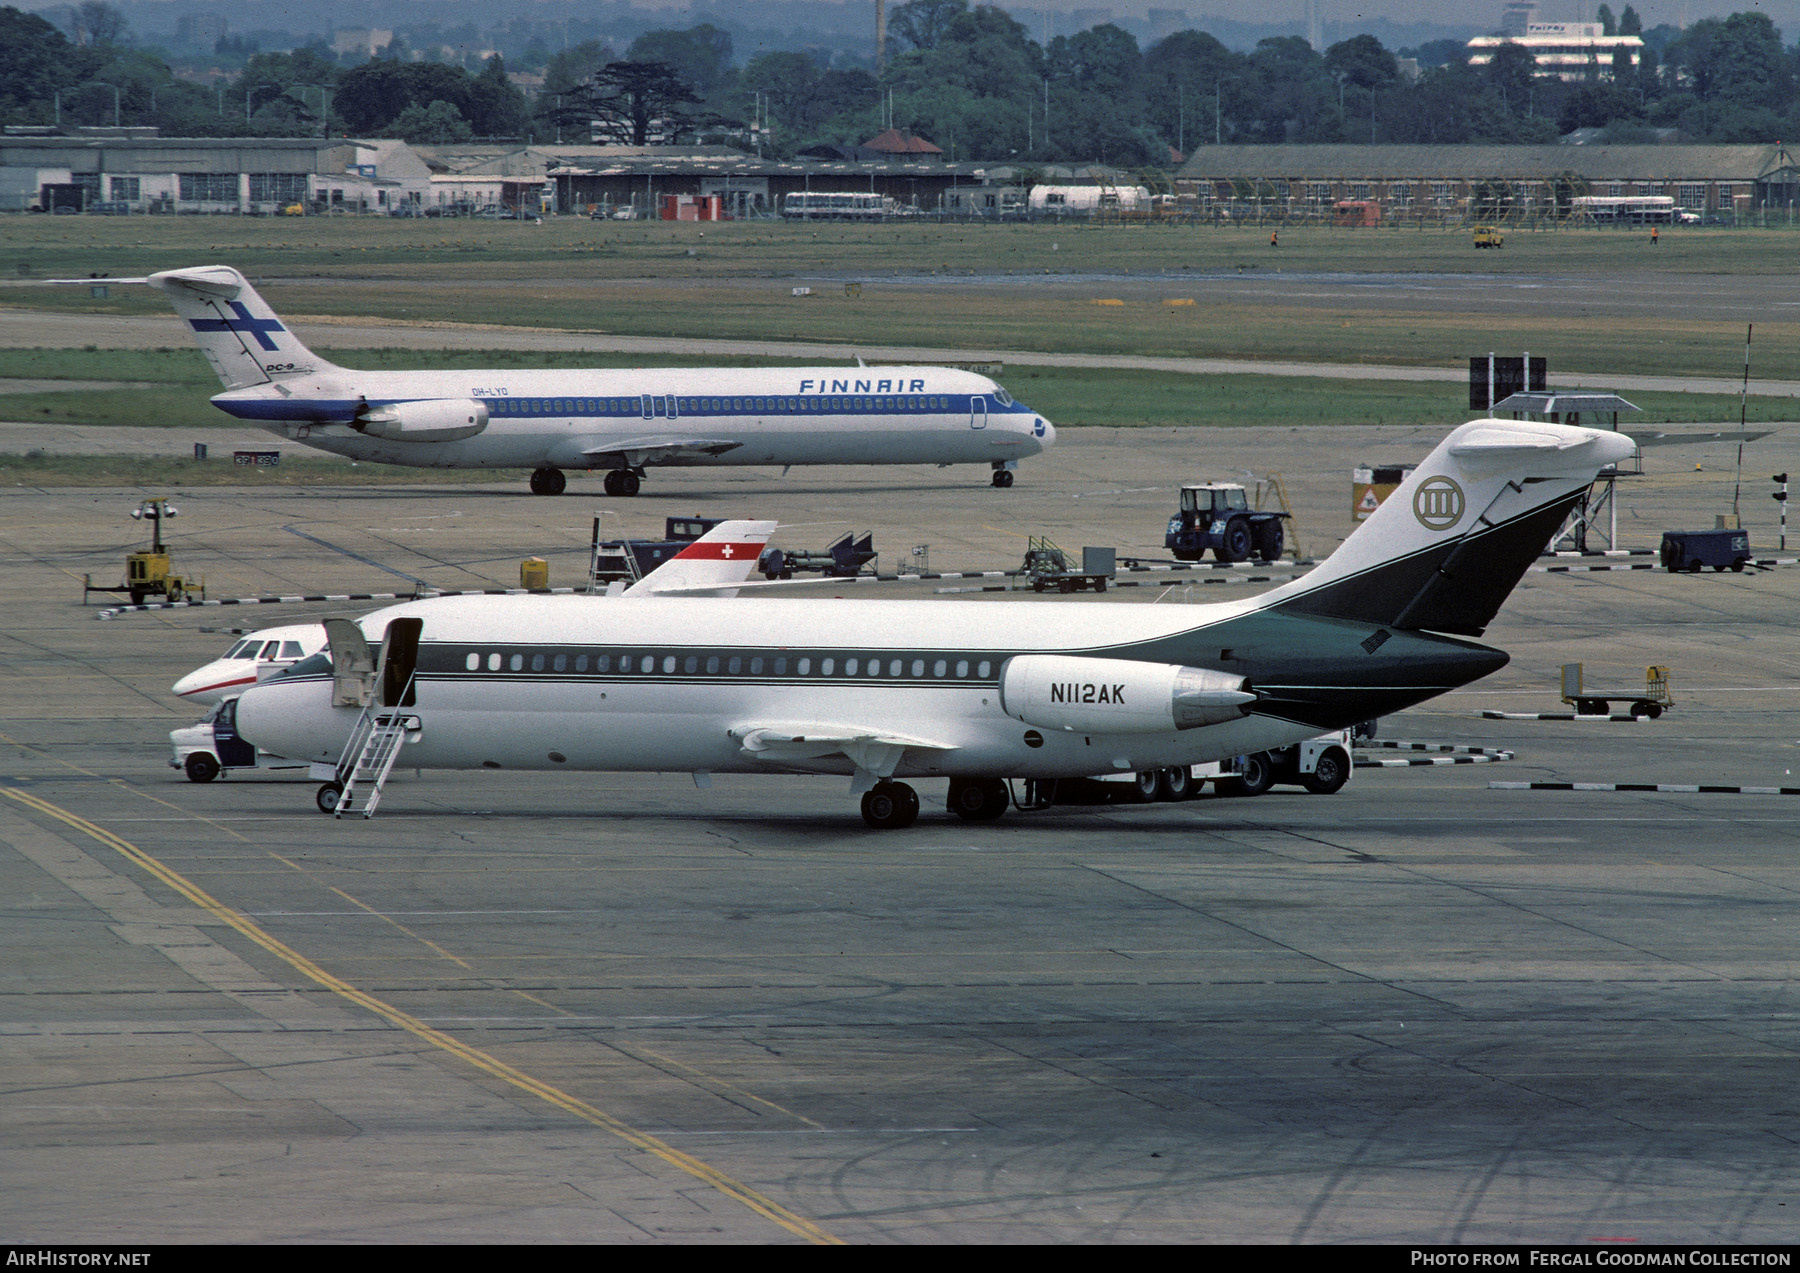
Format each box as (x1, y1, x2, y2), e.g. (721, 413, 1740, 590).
(580, 436, 744, 467)
(729, 723, 960, 793)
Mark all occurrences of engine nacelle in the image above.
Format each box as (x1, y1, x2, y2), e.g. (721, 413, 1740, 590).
(355, 398, 489, 442)
(998, 654, 1255, 734)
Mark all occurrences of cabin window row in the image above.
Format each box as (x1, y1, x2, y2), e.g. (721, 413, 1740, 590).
(488, 396, 957, 416)
(458, 649, 996, 680)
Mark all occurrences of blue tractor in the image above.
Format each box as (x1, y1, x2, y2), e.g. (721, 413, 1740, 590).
(1165, 484, 1290, 563)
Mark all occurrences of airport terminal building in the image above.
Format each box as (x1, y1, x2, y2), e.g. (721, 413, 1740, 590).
(1174, 143, 1800, 222)
(0, 132, 433, 214)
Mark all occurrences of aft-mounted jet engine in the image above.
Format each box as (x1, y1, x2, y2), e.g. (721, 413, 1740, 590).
(353, 398, 489, 442)
(998, 654, 1255, 733)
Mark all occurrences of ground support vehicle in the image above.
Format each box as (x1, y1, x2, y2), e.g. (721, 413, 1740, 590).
(1011, 731, 1356, 807)
(1020, 539, 1114, 593)
(759, 531, 876, 579)
(1659, 528, 1751, 572)
(1474, 225, 1505, 248)
(82, 498, 205, 606)
(1560, 663, 1673, 719)
(169, 697, 307, 782)
(1165, 485, 1290, 563)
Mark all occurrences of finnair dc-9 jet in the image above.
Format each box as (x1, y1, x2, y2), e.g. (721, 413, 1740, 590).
(64, 266, 1054, 496)
(230, 419, 1634, 827)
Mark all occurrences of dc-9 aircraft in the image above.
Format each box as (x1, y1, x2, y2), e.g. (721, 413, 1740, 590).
(61, 266, 1053, 496)
(233, 419, 1633, 828)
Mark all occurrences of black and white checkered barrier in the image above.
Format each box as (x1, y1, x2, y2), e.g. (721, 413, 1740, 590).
(1491, 781, 1800, 796)
(1531, 556, 1800, 574)
(1481, 710, 1649, 722)
(95, 587, 581, 620)
(1354, 740, 1514, 767)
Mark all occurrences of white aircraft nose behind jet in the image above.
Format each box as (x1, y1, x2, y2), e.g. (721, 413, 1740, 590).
(171, 623, 327, 705)
(65, 266, 1055, 496)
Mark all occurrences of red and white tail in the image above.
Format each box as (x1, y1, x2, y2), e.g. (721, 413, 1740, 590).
(625, 520, 776, 598)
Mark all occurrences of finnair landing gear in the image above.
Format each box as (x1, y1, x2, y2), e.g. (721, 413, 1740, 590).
(529, 467, 566, 496)
(860, 780, 919, 830)
(947, 777, 1009, 822)
(603, 469, 642, 497)
(990, 462, 1014, 489)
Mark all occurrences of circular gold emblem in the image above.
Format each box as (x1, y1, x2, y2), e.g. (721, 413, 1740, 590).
(1412, 476, 1465, 531)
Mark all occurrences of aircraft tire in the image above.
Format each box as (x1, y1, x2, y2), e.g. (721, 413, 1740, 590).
(184, 752, 221, 783)
(861, 781, 918, 830)
(315, 781, 344, 815)
(992, 470, 1013, 488)
(1129, 770, 1160, 802)
(603, 469, 642, 497)
(947, 777, 1008, 821)
(529, 468, 566, 496)
(1301, 746, 1352, 795)
(1156, 767, 1193, 801)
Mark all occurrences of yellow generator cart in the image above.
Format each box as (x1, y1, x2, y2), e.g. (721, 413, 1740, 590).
(84, 498, 205, 606)
(1473, 225, 1505, 249)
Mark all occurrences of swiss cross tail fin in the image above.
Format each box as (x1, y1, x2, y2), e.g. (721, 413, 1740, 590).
(1258, 420, 1636, 637)
(624, 519, 778, 598)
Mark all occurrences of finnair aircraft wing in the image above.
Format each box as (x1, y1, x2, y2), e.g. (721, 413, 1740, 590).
(580, 436, 745, 466)
(730, 724, 961, 793)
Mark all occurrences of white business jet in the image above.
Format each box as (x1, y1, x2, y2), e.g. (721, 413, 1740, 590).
(169, 520, 776, 707)
(64, 266, 1054, 495)
(230, 420, 1633, 828)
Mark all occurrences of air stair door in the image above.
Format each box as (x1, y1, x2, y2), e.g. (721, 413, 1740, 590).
(970, 395, 988, 430)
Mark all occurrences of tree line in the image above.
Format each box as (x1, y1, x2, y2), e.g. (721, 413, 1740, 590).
(4, 1, 1800, 159)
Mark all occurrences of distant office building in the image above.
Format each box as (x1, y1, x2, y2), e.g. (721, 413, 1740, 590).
(1467, 23, 1644, 80)
(1500, 2, 1541, 37)
(331, 29, 394, 59)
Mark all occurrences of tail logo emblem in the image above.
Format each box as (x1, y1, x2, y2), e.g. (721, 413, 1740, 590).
(189, 302, 286, 352)
(1412, 476, 1465, 531)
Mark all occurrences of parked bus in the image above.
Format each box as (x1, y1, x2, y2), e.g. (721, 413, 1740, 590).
(782, 191, 902, 220)
(1572, 195, 1682, 223)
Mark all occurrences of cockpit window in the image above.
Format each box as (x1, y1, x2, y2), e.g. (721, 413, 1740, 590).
(994, 385, 1013, 406)
(258, 641, 280, 660)
(224, 640, 250, 658)
(280, 641, 304, 659)
(266, 652, 332, 682)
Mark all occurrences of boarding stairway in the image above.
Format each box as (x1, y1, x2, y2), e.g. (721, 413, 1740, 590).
(333, 676, 415, 819)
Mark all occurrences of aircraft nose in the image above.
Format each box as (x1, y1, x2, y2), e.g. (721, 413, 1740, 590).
(1024, 412, 1055, 453)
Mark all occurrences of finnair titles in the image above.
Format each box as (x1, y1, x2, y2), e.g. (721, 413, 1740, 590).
(64, 266, 1055, 496)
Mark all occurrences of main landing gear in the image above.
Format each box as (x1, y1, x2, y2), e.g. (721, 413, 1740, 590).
(946, 776, 1008, 821)
(860, 780, 920, 830)
(603, 469, 641, 497)
(528, 467, 566, 496)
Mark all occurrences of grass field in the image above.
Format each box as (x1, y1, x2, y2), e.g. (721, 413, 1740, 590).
(3, 214, 1795, 282)
(0, 216, 1793, 467)
(0, 345, 1790, 434)
(5, 221, 1795, 379)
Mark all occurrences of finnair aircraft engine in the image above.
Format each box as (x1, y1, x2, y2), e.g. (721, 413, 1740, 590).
(998, 655, 1255, 733)
(354, 398, 488, 442)
(60, 265, 1056, 497)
